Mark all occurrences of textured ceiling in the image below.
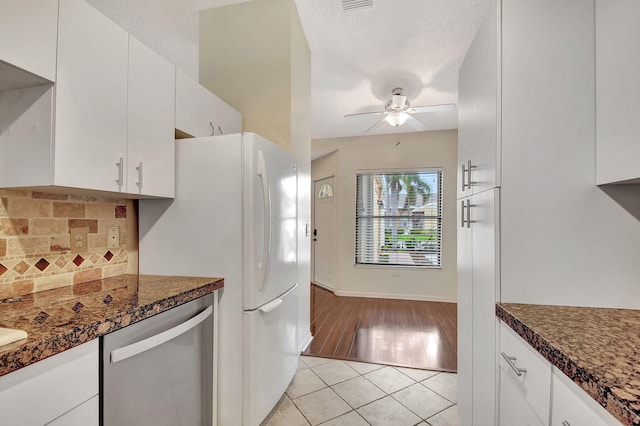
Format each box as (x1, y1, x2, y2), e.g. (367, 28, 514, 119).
(294, 0, 490, 140)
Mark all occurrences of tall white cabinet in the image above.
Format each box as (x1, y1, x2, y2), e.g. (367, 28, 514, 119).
(458, 0, 640, 424)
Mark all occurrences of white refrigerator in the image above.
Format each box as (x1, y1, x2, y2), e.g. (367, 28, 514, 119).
(138, 133, 299, 426)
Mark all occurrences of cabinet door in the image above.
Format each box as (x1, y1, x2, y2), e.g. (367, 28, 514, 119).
(54, 0, 128, 193)
(0, 0, 58, 83)
(499, 369, 545, 426)
(457, 195, 473, 426)
(457, 0, 500, 199)
(595, 0, 640, 185)
(458, 189, 499, 426)
(551, 370, 620, 426)
(127, 36, 176, 198)
(47, 395, 99, 426)
(0, 340, 98, 426)
(470, 188, 499, 425)
(175, 68, 242, 138)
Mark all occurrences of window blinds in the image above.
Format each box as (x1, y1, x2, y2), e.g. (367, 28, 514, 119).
(355, 171, 442, 268)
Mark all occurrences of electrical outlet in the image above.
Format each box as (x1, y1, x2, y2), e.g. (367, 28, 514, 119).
(70, 227, 88, 253)
(108, 226, 120, 248)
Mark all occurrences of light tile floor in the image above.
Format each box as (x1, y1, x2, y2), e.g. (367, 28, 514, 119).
(261, 356, 459, 426)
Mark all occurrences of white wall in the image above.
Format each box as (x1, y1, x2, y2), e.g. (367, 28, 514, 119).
(312, 130, 458, 302)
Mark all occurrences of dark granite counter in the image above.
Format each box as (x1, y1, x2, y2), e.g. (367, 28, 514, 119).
(497, 303, 640, 426)
(0, 274, 223, 377)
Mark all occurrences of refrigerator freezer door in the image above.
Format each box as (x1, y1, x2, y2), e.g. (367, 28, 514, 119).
(243, 133, 298, 310)
(243, 284, 298, 426)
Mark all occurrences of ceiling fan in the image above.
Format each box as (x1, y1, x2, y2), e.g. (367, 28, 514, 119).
(344, 87, 456, 133)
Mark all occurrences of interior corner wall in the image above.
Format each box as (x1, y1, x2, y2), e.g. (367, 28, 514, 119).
(311, 130, 458, 302)
(200, 0, 293, 151)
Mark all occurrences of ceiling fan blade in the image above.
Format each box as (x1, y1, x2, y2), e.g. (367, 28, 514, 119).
(364, 116, 388, 133)
(405, 114, 429, 131)
(344, 110, 387, 118)
(407, 103, 457, 114)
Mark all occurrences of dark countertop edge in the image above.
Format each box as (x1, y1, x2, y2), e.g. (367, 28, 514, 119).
(496, 304, 639, 426)
(0, 277, 224, 377)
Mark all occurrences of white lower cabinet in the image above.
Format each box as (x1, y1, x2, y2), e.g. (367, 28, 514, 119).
(499, 323, 551, 424)
(497, 321, 622, 426)
(551, 369, 620, 426)
(47, 395, 99, 426)
(499, 369, 545, 426)
(0, 340, 99, 426)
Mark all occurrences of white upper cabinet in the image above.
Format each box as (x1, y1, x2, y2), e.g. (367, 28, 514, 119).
(175, 68, 242, 138)
(54, 0, 129, 193)
(127, 36, 176, 198)
(457, 0, 500, 199)
(0, 0, 58, 85)
(595, 0, 640, 185)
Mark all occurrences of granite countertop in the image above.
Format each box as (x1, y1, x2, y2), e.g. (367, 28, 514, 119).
(497, 303, 640, 426)
(0, 274, 223, 377)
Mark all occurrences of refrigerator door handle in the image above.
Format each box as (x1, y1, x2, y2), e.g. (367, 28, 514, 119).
(258, 298, 283, 314)
(257, 150, 272, 291)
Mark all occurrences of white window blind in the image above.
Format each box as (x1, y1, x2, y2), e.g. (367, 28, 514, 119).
(355, 170, 442, 268)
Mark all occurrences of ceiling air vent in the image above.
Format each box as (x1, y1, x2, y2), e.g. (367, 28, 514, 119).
(341, 0, 373, 12)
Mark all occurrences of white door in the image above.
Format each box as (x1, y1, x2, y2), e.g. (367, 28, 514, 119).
(313, 177, 336, 290)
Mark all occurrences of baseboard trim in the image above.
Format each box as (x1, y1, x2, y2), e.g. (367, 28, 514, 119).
(311, 281, 334, 292)
(298, 332, 313, 353)
(333, 289, 456, 303)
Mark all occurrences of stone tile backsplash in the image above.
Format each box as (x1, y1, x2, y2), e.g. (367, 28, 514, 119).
(0, 189, 128, 299)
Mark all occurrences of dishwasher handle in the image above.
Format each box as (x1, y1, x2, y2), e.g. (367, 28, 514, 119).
(110, 305, 213, 364)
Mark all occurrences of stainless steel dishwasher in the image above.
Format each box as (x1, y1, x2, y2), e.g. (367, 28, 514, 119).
(101, 294, 214, 426)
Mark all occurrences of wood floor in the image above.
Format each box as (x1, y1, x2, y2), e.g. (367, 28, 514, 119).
(303, 285, 457, 372)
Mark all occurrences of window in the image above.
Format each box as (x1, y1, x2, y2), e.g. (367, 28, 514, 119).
(355, 170, 442, 268)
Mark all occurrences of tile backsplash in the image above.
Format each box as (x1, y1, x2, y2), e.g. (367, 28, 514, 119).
(0, 189, 128, 299)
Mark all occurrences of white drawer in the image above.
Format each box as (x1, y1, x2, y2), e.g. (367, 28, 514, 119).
(499, 368, 545, 426)
(0, 340, 99, 426)
(47, 395, 99, 426)
(551, 368, 621, 426)
(499, 322, 552, 424)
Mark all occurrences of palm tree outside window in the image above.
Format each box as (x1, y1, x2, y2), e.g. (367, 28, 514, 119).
(355, 170, 442, 268)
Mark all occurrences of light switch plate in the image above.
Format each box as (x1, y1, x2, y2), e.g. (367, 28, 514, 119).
(107, 226, 119, 248)
(70, 227, 88, 253)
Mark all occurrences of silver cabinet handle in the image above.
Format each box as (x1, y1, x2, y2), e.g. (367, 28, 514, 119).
(462, 160, 477, 191)
(466, 159, 477, 189)
(135, 161, 143, 192)
(110, 305, 213, 364)
(461, 163, 467, 192)
(562, 421, 571, 426)
(115, 157, 124, 190)
(465, 199, 475, 228)
(501, 352, 527, 376)
(460, 200, 466, 228)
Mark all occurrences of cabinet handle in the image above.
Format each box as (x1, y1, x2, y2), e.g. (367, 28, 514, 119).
(460, 200, 466, 228)
(466, 160, 477, 189)
(136, 162, 143, 192)
(501, 352, 527, 376)
(209, 121, 215, 136)
(461, 163, 467, 192)
(562, 421, 571, 426)
(115, 157, 124, 190)
(465, 199, 476, 228)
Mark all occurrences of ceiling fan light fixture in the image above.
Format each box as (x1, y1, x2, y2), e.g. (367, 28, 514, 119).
(385, 112, 409, 127)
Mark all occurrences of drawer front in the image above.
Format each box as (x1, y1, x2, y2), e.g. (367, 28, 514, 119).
(47, 395, 99, 426)
(499, 322, 552, 424)
(551, 369, 621, 426)
(0, 340, 98, 426)
(499, 369, 546, 426)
